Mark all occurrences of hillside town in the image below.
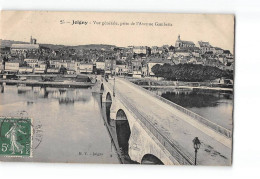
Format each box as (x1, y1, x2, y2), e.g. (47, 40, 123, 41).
(0, 35, 234, 79)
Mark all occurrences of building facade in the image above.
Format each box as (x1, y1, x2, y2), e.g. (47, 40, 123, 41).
(105, 57, 116, 74)
(132, 46, 147, 54)
(175, 35, 195, 49)
(11, 36, 40, 54)
(5, 61, 20, 73)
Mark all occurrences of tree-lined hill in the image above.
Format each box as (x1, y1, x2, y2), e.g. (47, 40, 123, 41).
(0, 39, 29, 47)
(0, 39, 116, 50)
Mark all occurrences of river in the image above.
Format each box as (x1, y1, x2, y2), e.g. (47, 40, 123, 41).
(0, 82, 233, 163)
(147, 87, 233, 130)
(0, 83, 120, 164)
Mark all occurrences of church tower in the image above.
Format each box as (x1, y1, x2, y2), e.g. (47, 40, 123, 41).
(30, 36, 37, 44)
(175, 34, 182, 48)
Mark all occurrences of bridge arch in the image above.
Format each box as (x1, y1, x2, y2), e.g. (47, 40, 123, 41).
(105, 92, 112, 125)
(141, 154, 164, 165)
(106, 92, 112, 102)
(100, 83, 104, 93)
(115, 109, 131, 156)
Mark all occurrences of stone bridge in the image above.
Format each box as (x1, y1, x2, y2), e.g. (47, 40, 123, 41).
(99, 77, 232, 165)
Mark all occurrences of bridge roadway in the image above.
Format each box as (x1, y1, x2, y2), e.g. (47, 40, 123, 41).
(108, 77, 232, 165)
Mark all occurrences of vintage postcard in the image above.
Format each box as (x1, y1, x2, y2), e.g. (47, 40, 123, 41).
(0, 11, 234, 165)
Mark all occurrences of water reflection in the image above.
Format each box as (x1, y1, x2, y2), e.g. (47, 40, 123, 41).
(15, 85, 92, 104)
(0, 83, 120, 164)
(105, 93, 113, 126)
(0, 84, 4, 93)
(161, 91, 232, 108)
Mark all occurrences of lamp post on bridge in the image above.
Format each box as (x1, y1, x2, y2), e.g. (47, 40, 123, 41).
(192, 137, 201, 165)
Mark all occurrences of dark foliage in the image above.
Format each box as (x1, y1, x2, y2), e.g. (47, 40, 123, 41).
(151, 63, 232, 82)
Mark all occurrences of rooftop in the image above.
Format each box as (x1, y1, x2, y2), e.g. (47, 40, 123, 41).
(198, 41, 211, 47)
(214, 47, 223, 50)
(11, 44, 40, 49)
(6, 59, 21, 63)
(148, 57, 169, 63)
(176, 35, 195, 45)
(180, 40, 195, 45)
(96, 57, 105, 62)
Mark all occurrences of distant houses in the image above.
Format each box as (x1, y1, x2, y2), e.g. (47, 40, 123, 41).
(96, 57, 105, 71)
(34, 63, 47, 74)
(105, 57, 116, 75)
(0, 34, 234, 77)
(131, 46, 147, 54)
(198, 41, 212, 54)
(10, 36, 40, 55)
(5, 60, 21, 73)
(131, 59, 142, 78)
(0, 58, 4, 73)
(11, 44, 40, 54)
(115, 64, 128, 76)
(79, 62, 93, 74)
(24, 58, 39, 68)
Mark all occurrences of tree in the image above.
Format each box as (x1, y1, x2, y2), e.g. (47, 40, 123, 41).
(151, 63, 230, 82)
(151, 64, 162, 78)
(60, 65, 67, 75)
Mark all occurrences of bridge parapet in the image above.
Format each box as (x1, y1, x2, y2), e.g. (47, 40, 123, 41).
(116, 89, 194, 165)
(123, 79, 232, 139)
(102, 78, 195, 165)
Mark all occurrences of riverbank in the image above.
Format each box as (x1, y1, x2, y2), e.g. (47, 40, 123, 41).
(126, 77, 233, 93)
(139, 85, 233, 93)
(0, 79, 94, 88)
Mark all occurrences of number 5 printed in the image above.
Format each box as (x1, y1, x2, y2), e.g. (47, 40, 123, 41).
(1, 143, 8, 152)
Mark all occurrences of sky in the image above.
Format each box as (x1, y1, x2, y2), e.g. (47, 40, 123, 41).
(0, 11, 234, 52)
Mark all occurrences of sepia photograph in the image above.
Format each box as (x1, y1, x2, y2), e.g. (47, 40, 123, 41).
(0, 11, 234, 166)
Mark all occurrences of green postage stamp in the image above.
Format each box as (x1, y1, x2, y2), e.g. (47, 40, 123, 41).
(0, 117, 32, 157)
